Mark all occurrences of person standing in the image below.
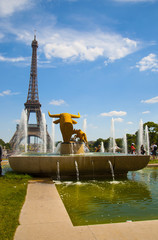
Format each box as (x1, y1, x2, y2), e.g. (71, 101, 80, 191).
(151, 143, 157, 159)
(131, 143, 136, 154)
(95, 145, 101, 152)
(0, 145, 2, 175)
(141, 145, 145, 155)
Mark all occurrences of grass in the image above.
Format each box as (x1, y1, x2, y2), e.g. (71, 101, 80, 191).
(0, 168, 32, 240)
(149, 157, 158, 164)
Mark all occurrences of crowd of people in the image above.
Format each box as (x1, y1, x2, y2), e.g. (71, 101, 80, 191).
(94, 142, 157, 158)
(130, 142, 157, 159)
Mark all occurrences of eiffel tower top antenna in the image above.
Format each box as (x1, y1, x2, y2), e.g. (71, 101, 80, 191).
(34, 29, 36, 40)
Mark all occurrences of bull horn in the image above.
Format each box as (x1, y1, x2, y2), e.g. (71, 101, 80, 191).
(48, 112, 60, 118)
(71, 112, 80, 118)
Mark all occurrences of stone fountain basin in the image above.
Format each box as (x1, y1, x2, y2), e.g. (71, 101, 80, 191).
(9, 154, 150, 179)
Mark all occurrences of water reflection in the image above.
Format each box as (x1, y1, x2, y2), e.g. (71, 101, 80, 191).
(56, 168, 158, 226)
(1, 161, 12, 175)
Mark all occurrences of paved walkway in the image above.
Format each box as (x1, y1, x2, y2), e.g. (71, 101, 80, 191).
(14, 179, 158, 240)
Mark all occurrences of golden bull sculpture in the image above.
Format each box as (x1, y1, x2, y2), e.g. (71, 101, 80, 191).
(48, 112, 88, 143)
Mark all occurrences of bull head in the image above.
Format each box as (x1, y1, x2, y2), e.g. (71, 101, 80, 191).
(48, 112, 80, 142)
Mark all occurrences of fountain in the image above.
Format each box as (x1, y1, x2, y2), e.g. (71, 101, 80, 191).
(40, 113, 47, 153)
(144, 125, 150, 155)
(15, 109, 28, 153)
(51, 118, 55, 153)
(100, 141, 105, 152)
(138, 120, 150, 155)
(138, 119, 144, 154)
(75, 161, 80, 181)
(108, 160, 115, 181)
(9, 111, 150, 180)
(123, 134, 127, 154)
(83, 118, 87, 134)
(57, 160, 60, 181)
(109, 118, 117, 153)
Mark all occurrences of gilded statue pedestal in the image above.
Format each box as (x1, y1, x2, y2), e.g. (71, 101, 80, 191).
(60, 142, 84, 155)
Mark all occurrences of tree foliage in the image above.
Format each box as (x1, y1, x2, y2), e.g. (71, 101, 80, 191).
(0, 139, 11, 149)
(144, 122, 158, 145)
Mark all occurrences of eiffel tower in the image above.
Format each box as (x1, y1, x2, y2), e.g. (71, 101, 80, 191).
(24, 34, 41, 126)
(10, 34, 51, 151)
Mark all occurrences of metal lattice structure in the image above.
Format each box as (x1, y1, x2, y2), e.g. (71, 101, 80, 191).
(24, 35, 42, 125)
(10, 35, 51, 151)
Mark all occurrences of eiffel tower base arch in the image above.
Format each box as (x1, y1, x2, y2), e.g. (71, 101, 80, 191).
(10, 124, 52, 152)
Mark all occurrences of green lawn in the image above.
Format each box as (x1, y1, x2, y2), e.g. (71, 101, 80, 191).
(0, 170, 32, 240)
(149, 157, 158, 164)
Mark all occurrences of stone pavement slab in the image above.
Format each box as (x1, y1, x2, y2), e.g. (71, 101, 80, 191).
(14, 180, 158, 240)
(18, 181, 72, 225)
(89, 220, 158, 240)
(15, 222, 96, 240)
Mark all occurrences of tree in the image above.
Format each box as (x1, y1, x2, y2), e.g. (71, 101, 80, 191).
(126, 134, 136, 153)
(93, 138, 104, 148)
(104, 138, 110, 151)
(144, 122, 158, 145)
(115, 138, 123, 149)
(0, 139, 11, 149)
(91, 138, 108, 152)
(0, 139, 5, 147)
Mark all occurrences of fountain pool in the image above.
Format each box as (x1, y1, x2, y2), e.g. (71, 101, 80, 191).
(9, 112, 150, 179)
(56, 167, 158, 226)
(9, 152, 150, 180)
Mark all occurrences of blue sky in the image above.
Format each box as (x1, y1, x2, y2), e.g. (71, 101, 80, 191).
(0, 0, 158, 143)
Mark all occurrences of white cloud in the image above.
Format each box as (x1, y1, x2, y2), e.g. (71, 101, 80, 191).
(100, 110, 127, 117)
(1, 21, 140, 64)
(114, 118, 124, 122)
(141, 96, 158, 104)
(136, 53, 158, 72)
(0, 54, 27, 63)
(127, 121, 133, 125)
(0, 89, 19, 96)
(40, 29, 139, 63)
(142, 111, 150, 114)
(0, 0, 34, 17)
(49, 99, 66, 106)
(44, 42, 104, 61)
